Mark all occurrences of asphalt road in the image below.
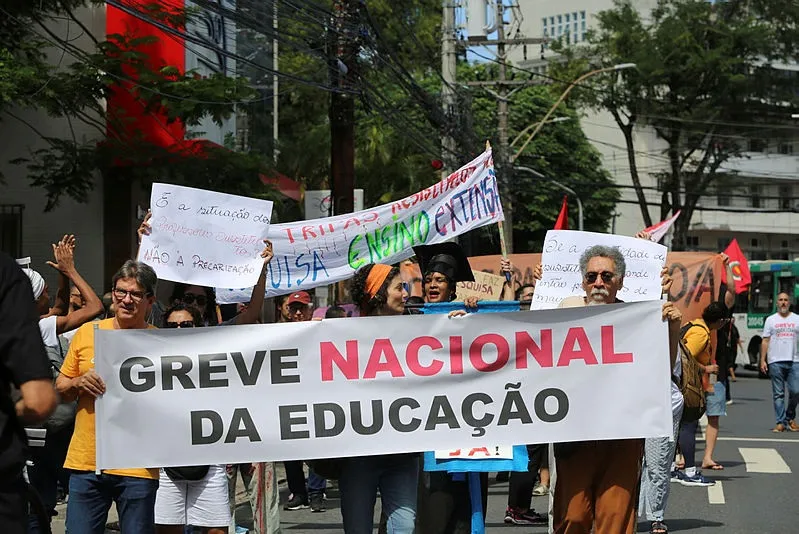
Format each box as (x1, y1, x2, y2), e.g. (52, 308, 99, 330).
(52, 369, 795, 533)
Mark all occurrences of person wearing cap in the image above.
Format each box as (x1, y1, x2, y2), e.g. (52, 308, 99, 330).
(286, 291, 313, 322)
(281, 290, 328, 512)
(21, 236, 103, 347)
(337, 263, 414, 534)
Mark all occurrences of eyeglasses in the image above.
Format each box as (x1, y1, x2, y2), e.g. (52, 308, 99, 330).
(584, 271, 616, 284)
(166, 321, 195, 329)
(181, 293, 207, 307)
(113, 288, 147, 302)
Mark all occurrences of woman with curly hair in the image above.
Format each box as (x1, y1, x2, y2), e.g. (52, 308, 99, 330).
(339, 263, 413, 534)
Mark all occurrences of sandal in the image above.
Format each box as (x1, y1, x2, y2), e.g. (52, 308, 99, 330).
(650, 520, 668, 534)
(702, 462, 724, 470)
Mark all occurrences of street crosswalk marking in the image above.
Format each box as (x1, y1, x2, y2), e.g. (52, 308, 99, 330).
(738, 447, 792, 473)
(707, 480, 725, 504)
(699, 414, 708, 440)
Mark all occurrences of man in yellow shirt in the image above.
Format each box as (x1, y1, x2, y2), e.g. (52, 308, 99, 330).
(56, 260, 159, 534)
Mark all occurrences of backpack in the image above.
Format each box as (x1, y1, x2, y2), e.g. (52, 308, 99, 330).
(678, 322, 708, 423)
(29, 336, 77, 436)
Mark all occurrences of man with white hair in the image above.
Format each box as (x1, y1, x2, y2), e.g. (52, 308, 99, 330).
(552, 245, 682, 534)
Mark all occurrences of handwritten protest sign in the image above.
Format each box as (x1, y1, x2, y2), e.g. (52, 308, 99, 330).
(531, 230, 668, 310)
(454, 270, 506, 302)
(434, 447, 514, 460)
(138, 184, 273, 288)
(94, 301, 670, 468)
(261, 149, 502, 297)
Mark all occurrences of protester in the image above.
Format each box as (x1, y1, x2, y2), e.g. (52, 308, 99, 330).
(56, 260, 160, 533)
(760, 292, 799, 432)
(551, 245, 681, 534)
(282, 291, 328, 513)
(325, 305, 348, 319)
(338, 263, 414, 534)
(155, 303, 231, 534)
(0, 252, 57, 534)
(22, 236, 103, 532)
(674, 301, 727, 487)
(504, 445, 547, 525)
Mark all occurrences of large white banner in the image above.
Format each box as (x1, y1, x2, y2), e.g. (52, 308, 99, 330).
(95, 301, 671, 470)
(138, 184, 273, 288)
(532, 230, 668, 310)
(260, 149, 502, 297)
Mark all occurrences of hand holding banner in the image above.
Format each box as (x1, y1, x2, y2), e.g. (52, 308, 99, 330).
(532, 230, 668, 310)
(138, 184, 273, 288)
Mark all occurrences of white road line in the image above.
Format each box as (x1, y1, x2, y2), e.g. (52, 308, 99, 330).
(707, 481, 725, 504)
(698, 414, 708, 440)
(738, 447, 792, 473)
(717, 436, 799, 443)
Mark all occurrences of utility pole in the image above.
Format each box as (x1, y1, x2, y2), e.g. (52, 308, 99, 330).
(441, 0, 458, 174)
(495, 0, 512, 252)
(464, 1, 545, 254)
(329, 0, 357, 217)
(272, 0, 279, 163)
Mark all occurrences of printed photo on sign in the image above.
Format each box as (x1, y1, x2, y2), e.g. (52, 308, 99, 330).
(532, 230, 667, 311)
(138, 183, 273, 288)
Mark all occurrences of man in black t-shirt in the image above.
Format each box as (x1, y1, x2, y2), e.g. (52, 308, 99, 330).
(0, 252, 57, 533)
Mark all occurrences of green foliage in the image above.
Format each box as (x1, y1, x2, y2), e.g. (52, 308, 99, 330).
(552, 0, 799, 249)
(459, 63, 618, 252)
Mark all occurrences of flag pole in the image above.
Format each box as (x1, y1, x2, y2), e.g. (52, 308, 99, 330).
(487, 140, 512, 283)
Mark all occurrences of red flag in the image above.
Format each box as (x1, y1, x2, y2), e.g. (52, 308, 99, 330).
(722, 238, 751, 294)
(554, 196, 569, 230)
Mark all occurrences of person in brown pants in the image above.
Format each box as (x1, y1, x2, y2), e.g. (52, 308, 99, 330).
(552, 243, 682, 534)
(553, 439, 643, 533)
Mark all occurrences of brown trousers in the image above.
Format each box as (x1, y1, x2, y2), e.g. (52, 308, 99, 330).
(553, 439, 644, 534)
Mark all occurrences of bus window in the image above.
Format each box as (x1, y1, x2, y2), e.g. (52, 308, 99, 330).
(750, 272, 774, 314)
(778, 277, 795, 299)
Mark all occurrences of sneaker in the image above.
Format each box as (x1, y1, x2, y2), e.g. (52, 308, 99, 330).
(310, 493, 326, 513)
(670, 469, 684, 483)
(504, 507, 546, 525)
(773, 423, 786, 433)
(678, 471, 715, 487)
(235, 526, 249, 534)
(532, 483, 549, 496)
(789, 420, 799, 432)
(283, 494, 309, 510)
(726, 399, 733, 405)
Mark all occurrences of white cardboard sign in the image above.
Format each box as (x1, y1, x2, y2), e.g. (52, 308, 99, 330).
(532, 230, 667, 310)
(138, 184, 273, 288)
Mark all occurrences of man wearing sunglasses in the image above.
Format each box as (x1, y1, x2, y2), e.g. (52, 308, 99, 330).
(551, 245, 682, 534)
(55, 260, 160, 533)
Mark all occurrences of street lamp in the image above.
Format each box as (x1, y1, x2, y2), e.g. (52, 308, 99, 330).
(515, 166, 584, 231)
(510, 116, 571, 148)
(511, 63, 637, 162)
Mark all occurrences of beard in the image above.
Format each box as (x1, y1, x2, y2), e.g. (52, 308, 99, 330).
(587, 288, 610, 305)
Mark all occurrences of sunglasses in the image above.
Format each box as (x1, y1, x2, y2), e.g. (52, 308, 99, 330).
(181, 293, 207, 307)
(584, 271, 616, 284)
(165, 321, 195, 329)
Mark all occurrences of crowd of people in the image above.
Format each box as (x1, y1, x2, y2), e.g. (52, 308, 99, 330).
(2, 221, 795, 534)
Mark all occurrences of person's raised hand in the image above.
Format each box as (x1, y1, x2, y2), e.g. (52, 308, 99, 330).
(137, 211, 152, 244)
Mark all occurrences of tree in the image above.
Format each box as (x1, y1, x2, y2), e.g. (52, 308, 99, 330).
(461, 63, 619, 252)
(1, 0, 281, 212)
(551, 0, 799, 250)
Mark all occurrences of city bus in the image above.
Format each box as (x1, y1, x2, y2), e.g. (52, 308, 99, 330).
(733, 260, 799, 371)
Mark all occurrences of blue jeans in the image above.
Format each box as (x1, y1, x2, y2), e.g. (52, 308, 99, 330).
(768, 361, 799, 425)
(307, 469, 326, 498)
(339, 454, 418, 534)
(66, 471, 158, 534)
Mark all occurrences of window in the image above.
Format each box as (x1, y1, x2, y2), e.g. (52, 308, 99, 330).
(718, 238, 731, 250)
(717, 189, 731, 206)
(542, 17, 548, 36)
(751, 238, 759, 248)
(779, 142, 794, 154)
(782, 240, 789, 249)
(749, 184, 762, 208)
(565, 13, 570, 24)
(580, 11, 587, 40)
(780, 184, 792, 210)
(686, 236, 700, 248)
(0, 205, 23, 258)
(748, 138, 767, 152)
